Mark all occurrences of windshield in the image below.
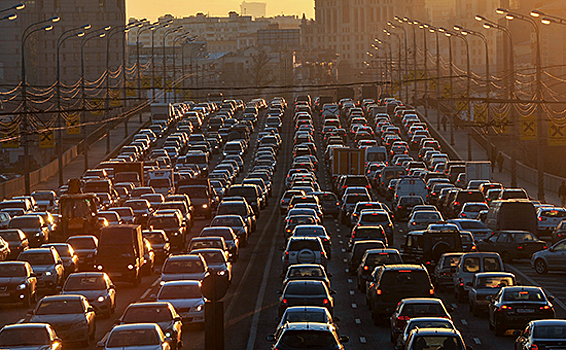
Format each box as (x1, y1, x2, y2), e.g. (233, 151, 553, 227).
(0, 328, 49, 346)
(112, 208, 133, 217)
(144, 233, 166, 244)
(288, 267, 324, 278)
(285, 283, 326, 295)
(32, 192, 54, 201)
(190, 240, 222, 250)
(477, 276, 514, 288)
(503, 289, 545, 301)
(180, 186, 207, 198)
(159, 284, 202, 299)
(0, 263, 26, 277)
(0, 231, 20, 241)
(9, 217, 40, 229)
(149, 217, 180, 228)
(217, 205, 246, 216)
(212, 217, 242, 227)
(148, 179, 171, 188)
(401, 303, 445, 317)
(125, 201, 149, 210)
(107, 329, 161, 347)
(533, 325, 566, 339)
(284, 311, 327, 323)
(407, 321, 452, 333)
(195, 251, 225, 264)
(366, 253, 401, 266)
(381, 270, 430, 285)
(19, 252, 54, 265)
(163, 259, 204, 274)
(412, 336, 462, 349)
(36, 299, 83, 314)
(123, 306, 172, 323)
(67, 237, 96, 249)
(64, 276, 106, 291)
(280, 330, 336, 349)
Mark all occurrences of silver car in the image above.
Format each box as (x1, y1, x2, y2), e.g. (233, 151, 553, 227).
(531, 239, 566, 274)
(155, 280, 205, 325)
(467, 272, 515, 316)
(407, 211, 443, 231)
(160, 254, 209, 284)
(102, 323, 171, 350)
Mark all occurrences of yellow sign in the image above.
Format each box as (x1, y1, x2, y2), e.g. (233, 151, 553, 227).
(473, 104, 487, 124)
(457, 100, 468, 113)
(429, 79, 437, 90)
(110, 90, 122, 107)
(126, 81, 136, 97)
(520, 115, 537, 141)
(548, 122, 566, 146)
(141, 76, 151, 89)
(91, 98, 103, 116)
(2, 121, 19, 148)
(494, 111, 509, 134)
(39, 130, 54, 148)
(442, 83, 450, 99)
(67, 114, 80, 135)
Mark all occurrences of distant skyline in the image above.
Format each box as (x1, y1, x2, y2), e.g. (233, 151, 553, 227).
(126, 0, 315, 21)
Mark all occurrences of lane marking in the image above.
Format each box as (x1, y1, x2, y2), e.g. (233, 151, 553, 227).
(336, 228, 341, 232)
(151, 278, 160, 287)
(339, 240, 344, 244)
(343, 259, 348, 263)
(359, 337, 366, 344)
(506, 264, 566, 312)
(451, 303, 458, 309)
(341, 249, 346, 253)
(355, 318, 361, 324)
(348, 279, 353, 283)
(473, 338, 481, 345)
(350, 290, 355, 295)
(140, 288, 151, 300)
(460, 319, 468, 325)
(345, 268, 349, 273)
(352, 303, 358, 309)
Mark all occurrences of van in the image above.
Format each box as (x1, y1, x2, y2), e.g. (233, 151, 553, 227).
(394, 176, 428, 203)
(94, 225, 144, 286)
(452, 252, 503, 302)
(485, 200, 538, 235)
(378, 166, 406, 195)
(365, 146, 388, 167)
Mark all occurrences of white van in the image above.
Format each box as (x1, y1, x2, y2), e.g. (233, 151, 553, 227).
(365, 146, 388, 167)
(394, 176, 428, 203)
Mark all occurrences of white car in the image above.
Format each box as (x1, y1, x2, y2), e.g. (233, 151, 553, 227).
(155, 280, 205, 325)
(102, 323, 171, 350)
(407, 210, 444, 231)
(458, 202, 489, 219)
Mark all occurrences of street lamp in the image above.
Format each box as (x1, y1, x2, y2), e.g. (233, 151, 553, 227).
(172, 33, 190, 102)
(401, 17, 418, 104)
(478, 15, 518, 186)
(81, 28, 109, 172)
(384, 29, 403, 102)
(530, 9, 566, 26)
(162, 26, 181, 103)
(136, 22, 154, 116)
(151, 21, 171, 102)
(21, 16, 60, 194)
(375, 39, 393, 95)
(56, 23, 90, 187)
(418, 22, 430, 118)
(0, 2, 24, 13)
(0, 13, 17, 21)
(497, 8, 545, 201)
(427, 26, 442, 129)
(438, 27, 455, 145)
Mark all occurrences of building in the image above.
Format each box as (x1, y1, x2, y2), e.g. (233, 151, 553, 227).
(425, 0, 456, 28)
(301, 0, 427, 82)
(240, 1, 266, 18)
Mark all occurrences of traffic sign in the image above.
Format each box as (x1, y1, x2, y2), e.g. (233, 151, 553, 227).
(473, 104, 487, 124)
(1, 119, 19, 148)
(494, 110, 509, 134)
(91, 98, 103, 115)
(201, 273, 229, 301)
(442, 83, 450, 99)
(548, 122, 566, 146)
(67, 114, 80, 135)
(520, 115, 536, 141)
(39, 130, 54, 148)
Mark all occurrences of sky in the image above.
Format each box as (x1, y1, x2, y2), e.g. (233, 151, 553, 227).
(126, 0, 314, 21)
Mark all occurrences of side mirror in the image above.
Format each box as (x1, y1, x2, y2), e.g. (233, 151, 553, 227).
(466, 282, 473, 287)
(164, 337, 173, 344)
(109, 284, 115, 289)
(266, 335, 275, 342)
(27, 309, 34, 315)
(339, 336, 350, 344)
(513, 330, 522, 337)
(330, 289, 337, 295)
(87, 306, 95, 313)
(96, 340, 105, 348)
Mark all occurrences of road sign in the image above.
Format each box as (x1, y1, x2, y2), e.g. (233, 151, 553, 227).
(548, 122, 566, 146)
(110, 90, 122, 107)
(494, 110, 509, 134)
(91, 98, 103, 115)
(67, 114, 80, 135)
(442, 83, 450, 98)
(473, 104, 487, 124)
(1, 120, 19, 148)
(520, 115, 536, 141)
(39, 130, 54, 148)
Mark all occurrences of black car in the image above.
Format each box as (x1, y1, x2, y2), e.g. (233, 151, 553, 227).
(477, 230, 547, 262)
(515, 319, 566, 350)
(488, 286, 555, 336)
(269, 322, 348, 350)
(278, 280, 335, 317)
(0, 261, 37, 306)
(356, 248, 402, 293)
(395, 196, 425, 220)
(0, 229, 29, 260)
(66, 235, 98, 272)
(348, 240, 386, 274)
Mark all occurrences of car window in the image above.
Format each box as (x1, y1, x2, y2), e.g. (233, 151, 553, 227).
(285, 283, 326, 295)
(441, 255, 461, 268)
(123, 306, 173, 323)
(483, 257, 502, 272)
(462, 257, 480, 273)
(159, 284, 202, 299)
(107, 329, 161, 347)
(284, 311, 327, 323)
(64, 276, 106, 291)
(280, 330, 336, 349)
(533, 325, 566, 339)
(163, 259, 204, 273)
(19, 252, 54, 265)
(36, 299, 84, 314)
(0, 327, 50, 346)
(401, 303, 445, 317)
(503, 289, 545, 302)
(0, 264, 26, 277)
(288, 267, 324, 278)
(477, 276, 513, 288)
(554, 242, 566, 251)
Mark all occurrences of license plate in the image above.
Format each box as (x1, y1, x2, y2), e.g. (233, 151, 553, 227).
(0, 292, 10, 297)
(517, 309, 534, 313)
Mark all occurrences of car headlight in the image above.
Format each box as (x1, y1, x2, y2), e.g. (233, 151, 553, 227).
(202, 204, 208, 208)
(217, 270, 226, 276)
(127, 264, 134, 270)
(97, 296, 106, 303)
(165, 332, 171, 338)
(16, 283, 26, 290)
(96, 265, 103, 270)
(35, 232, 43, 237)
(195, 304, 204, 312)
(45, 271, 52, 276)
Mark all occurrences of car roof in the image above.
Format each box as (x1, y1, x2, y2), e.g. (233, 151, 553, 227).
(167, 254, 202, 260)
(281, 322, 333, 332)
(160, 280, 201, 287)
(66, 272, 106, 278)
(288, 264, 325, 270)
(410, 328, 460, 336)
(111, 323, 161, 331)
(382, 264, 425, 271)
(1, 323, 52, 331)
(400, 297, 444, 304)
(365, 248, 399, 255)
(474, 272, 515, 278)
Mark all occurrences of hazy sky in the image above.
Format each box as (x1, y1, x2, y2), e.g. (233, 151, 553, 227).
(126, 0, 314, 21)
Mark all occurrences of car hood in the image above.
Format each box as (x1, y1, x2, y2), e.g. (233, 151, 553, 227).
(158, 298, 203, 309)
(61, 289, 106, 300)
(29, 265, 54, 273)
(30, 313, 85, 325)
(0, 276, 25, 285)
(74, 249, 96, 255)
(161, 272, 206, 282)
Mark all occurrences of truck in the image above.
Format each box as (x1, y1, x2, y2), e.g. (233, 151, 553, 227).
(55, 193, 102, 242)
(112, 162, 144, 186)
(465, 161, 491, 182)
(148, 169, 175, 195)
(331, 148, 365, 179)
(150, 103, 173, 125)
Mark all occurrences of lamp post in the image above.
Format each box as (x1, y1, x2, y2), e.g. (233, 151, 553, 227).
(402, 17, 418, 105)
(374, 39, 392, 94)
(391, 19, 409, 101)
(162, 26, 181, 104)
(136, 21, 154, 120)
(0, 2, 23, 22)
(172, 33, 191, 102)
(438, 27, 455, 145)
(384, 29, 403, 102)
(56, 24, 90, 187)
(478, 15, 517, 186)
(427, 26, 442, 129)
(151, 22, 171, 102)
(122, 19, 145, 138)
(21, 16, 60, 194)
(81, 29, 109, 172)
(498, 8, 544, 200)
(418, 22, 429, 118)
(451, 26, 471, 117)
(0, 13, 17, 21)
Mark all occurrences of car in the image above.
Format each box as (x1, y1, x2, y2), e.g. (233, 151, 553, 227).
(278, 280, 335, 317)
(0, 229, 29, 260)
(356, 248, 402, 293)
(467, 272, 515, 316)
(367, 264, 435, 323)
(66, 235, 98, 272)
(0, 323, 63, 350)
(160, 254, 209, 284)
(452, 252, 504, 302)
(210, 215, 249, 247)
(432, 253, 464, 291)
(290, 225, 332, 259)
(61, 272, 116, 317)
(458, 202, 489, 219)
(536, 207, 566, 239)
(0, 261, 37, 306)
(110, 302, 181, 348)
(514, 319, 566, 350)
(0, 236, 9, 261)
(199, 227, 240, 261)
(447, 218, 492, 241)
(394, 196, 425, 220)
(282, 236, 328, 274)
(284, 215, 319, 240)
(17, 247, 65, 294)
(41, 243, 79, 278)
(142, 230, 171, 263)
(147, 212, 186, 251)
(24, 295, 96, 347)
(100, 323, 172, 350)
(389, 298, 452, 345)
(348, 240, 386, 274)
(407, 211, 444, 231)
(268, 322, 348, 350)
(216, 199, 256, 232)
(404, 328, 467, 350)
(488, 286, 555, 336)
(476, 230, 547, 262)
(272, 306, 338, 341)
(282, 264, 331, 289)
(8, 215, 50, 248)
(531, 239, 566, 274)
(153, 280, 204, 328)
(190, 248, 232, 283)
(395, 317, 456, 350)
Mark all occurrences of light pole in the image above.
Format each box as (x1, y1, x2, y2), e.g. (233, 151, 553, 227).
(151, 22, 171, 102)
(403, 17, 418, 105)
(172, 33, 191, 102)
(122, 19, 145, 137)
(56, 24, 90, 187)
(0, 13, 17, 21)
(427, 26, 442, 129)
(384, 29, 403, 102)
(136, 21, 154, 120)
(21, 16, 60, 194)
(418, 22, 429, 118)
(0, 2, 24, 13)
(451, 26, 471, 116)
(438, 27, 455, 145)
(162, 26, 181, 104)
(375, 39, 392, 95)
(81, 29, 109, 172)
(392, 18, 410, 101)
(478, 15, 517, 186)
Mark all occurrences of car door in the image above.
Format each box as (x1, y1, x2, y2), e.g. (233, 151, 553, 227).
(548, 241, 566, 270)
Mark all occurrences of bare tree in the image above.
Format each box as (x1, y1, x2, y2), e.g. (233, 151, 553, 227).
(247, 50, 273, 87)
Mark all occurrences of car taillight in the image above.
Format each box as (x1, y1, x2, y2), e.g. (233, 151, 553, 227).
(282, 299, 287, 304)
(459, 278, 464, 286)
(530, 345, 539, 350)
(543, 245, 547, 249)
(517, 245, 523, 250)
(397, 315, 410, 321)
(398, 205, 402, 209)
(323, 298, 329, 305)
(284, 252, 289, 261)
(376, 289, 382, 295)
(454, 201, 460, 206)
(363, 265, 369, 271)
(412, 222, 416, 225)
(471, 245, 477, 250)
(499, 305, 512, 310)
(366, 185, 371, 189)
(540, 305, 551, 310)
(429, 288, 435, 295)
(538, 217, 545, 221)
(342, 185, 347, 189)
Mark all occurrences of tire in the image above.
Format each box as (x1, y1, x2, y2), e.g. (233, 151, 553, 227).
(534, 259, 547, 274)
(431, 242, 451, 262)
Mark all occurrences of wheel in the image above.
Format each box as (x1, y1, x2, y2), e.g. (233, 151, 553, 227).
(534, 259, 547, 274)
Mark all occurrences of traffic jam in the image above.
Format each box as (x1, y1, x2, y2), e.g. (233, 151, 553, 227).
(0, 94, 565, 350)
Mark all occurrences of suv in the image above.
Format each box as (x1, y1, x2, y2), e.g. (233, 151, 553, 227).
(395, 196, 425, 220)
(452, 251, 504, 302)
(0, 261, 37, 306)
(269, 322, 349, 350)
(366, 264, 435, 323)
(17, 247, 64, 294)
(282, 236, 328, 274)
